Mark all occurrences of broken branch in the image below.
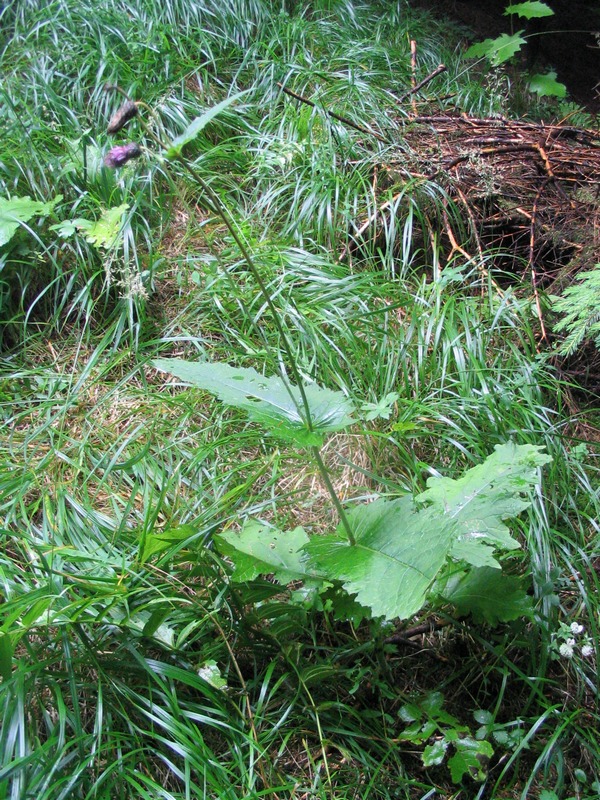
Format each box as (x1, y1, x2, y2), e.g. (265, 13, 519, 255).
(277, 83, 388, 142)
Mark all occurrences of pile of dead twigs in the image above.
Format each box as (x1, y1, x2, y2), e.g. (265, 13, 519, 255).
(347, 113, 599, 336)
(280, 80, 600, 382)
(282, 80, 599, 293)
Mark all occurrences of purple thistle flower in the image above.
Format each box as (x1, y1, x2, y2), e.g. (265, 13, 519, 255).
(104, 143, 142, 169)
(107, 100, 139, 134)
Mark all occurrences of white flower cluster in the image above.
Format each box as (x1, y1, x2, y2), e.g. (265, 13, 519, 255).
(554, 621, 594, 660)
(570, 622, 585, 635)
(559, 638, 576, 658)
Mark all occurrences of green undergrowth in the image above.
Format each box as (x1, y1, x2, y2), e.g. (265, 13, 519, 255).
(1, 0, 599, 798)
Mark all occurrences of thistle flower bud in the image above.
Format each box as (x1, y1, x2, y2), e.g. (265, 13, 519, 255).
(103, 143, 142, 169)
(107, 100, 139, 134)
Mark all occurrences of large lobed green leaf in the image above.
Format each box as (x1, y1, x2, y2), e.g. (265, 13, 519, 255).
(0, 195, 62, 247)
(448, 737, 494, 783)
(216, 444, 549, 623)
(528, 71, 566, 98)
(440, 567, 533, 625)
(417, 442, 551, 569)
(466, 32, 526, 66)
(304, 443, 549, 621)
(504, 1, 554, 19)
(217, 522, 321, 585)
(54, 203, 130, 249)
(153, 358, 355, 446)
(304, 498, 456, 620)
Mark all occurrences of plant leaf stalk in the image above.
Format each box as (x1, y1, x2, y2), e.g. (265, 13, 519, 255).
(121, 92, 355, 543)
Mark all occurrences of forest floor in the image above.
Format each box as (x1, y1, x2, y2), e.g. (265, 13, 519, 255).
(1, 0, 599, 798)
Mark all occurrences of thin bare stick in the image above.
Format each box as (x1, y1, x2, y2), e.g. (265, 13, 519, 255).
(277, 83, 388, 142)
(533, 143, 555, 178)
(443, 208, 473, 263)
(396, 63, 447, 104)
(410, 39, 418, 113)
(410, 40, 417, 88)
(384, 617, 451, 644)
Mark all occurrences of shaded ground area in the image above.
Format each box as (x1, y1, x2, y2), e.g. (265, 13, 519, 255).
(411, 0, 600, 111)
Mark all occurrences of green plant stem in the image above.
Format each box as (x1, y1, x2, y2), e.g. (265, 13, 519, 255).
(131, 102, 356, 543)
(311, 446, 355, 545)
(176, 157, 313, 415)
(135, 111, 311, 420)
(178, 158, 357, 542)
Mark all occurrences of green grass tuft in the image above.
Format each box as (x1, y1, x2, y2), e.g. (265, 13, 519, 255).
(1, 0, 599, 797)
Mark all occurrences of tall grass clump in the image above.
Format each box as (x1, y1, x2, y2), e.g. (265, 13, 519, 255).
(1, 0, 599, 797)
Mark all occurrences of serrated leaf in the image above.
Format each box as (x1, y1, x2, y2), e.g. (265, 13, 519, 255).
(450, 538, 502, 569)
(417, 443, 551, 567)
(164, 92, 247, 159)
(442, 567, 533, 625)
(448, 737, 493, 783)
(422, 739, 448, 767)
(466, 32, 526, 66)
(319, 586, 372, 625)
(539, 792, 560, 800)
(504, 1, 553, 19)
(217, 522, 322, 584)
(304, 497, 456, 620)
(0, 195, 62, 247)
(50, 220, 78, 237)
(68, 203, 130, 249)
(420, 691, 445, 715)
(528, 71, 567, 98)
(399, 720, 437, 743)
(360, 392, 400, 421)
(304, 445, 549, 622)
(153, 358, 355, 446)
(197, 660, 227, 690)
(421, 692, 464, 727)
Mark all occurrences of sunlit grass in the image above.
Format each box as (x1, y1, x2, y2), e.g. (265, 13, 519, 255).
(1, 0, 599, 796)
